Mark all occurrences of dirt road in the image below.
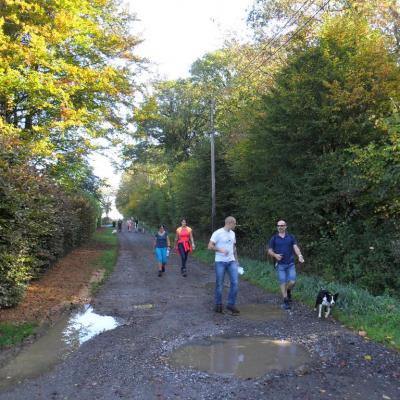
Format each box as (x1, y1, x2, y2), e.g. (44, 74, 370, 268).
(0, 230, 399, 399)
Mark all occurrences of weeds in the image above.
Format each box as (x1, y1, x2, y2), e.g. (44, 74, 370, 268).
(192, 242, 400, 351)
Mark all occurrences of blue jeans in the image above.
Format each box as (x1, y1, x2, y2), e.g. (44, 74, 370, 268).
(178, 243, 189, 272)
(215, 261, 238, 306)
(276, 263, 296, 284)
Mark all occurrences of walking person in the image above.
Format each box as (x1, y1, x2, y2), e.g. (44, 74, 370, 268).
(208, 216, 240, 315)
(267, 220, 304, 310)
(127, 218, 133, 232)
(174, 219, 195, 277)
(154, 225, 171, 277)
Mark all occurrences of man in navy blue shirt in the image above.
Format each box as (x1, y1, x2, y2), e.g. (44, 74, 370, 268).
(268, 220, 304, 310)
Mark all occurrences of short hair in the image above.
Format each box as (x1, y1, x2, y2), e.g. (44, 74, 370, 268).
(225, 216, 236, 224)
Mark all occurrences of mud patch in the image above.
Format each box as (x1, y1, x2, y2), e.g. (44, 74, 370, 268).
(168, 336, 310, 379)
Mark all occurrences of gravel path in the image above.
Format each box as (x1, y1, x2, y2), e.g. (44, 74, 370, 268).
(0, 230, 399, 399)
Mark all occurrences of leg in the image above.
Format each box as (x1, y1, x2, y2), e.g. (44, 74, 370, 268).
(160, 248, 167, 272)
(277, 264, 291, 310)
(325, 307, 331, 318)
(226, 261, 239, 306)
(155, 248, 163, 277)
(286, 263, 296, 302)
(178, 243, 188, 275)
(215, 262, 225, 306)
(277, 265, 288, 299)
(318, 304, 323, 318)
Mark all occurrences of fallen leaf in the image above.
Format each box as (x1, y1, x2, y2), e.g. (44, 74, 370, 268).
(358, 330, 367, 337)
(364, 355, 372, 361)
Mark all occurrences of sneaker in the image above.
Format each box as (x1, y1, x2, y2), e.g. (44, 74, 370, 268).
(281, 298, 291, 310)
(158, 271, 162, 277)
(287, 289, 292, 303)
(161, 265, 165, 273)
(214, 304, 223, 313)
(226, 305, 240, 315)
(181, 270, 187, 277)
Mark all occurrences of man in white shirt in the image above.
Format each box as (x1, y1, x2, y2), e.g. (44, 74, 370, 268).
(208, 216, 240, 315)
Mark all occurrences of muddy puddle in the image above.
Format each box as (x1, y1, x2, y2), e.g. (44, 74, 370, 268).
(0, 305, 122, 387)
(169, 336, 310, 379)
(238, 304, 286, 321)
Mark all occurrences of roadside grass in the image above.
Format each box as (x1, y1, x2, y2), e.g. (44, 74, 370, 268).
(90, 227, 118, 294)
(192, 241, 400, 351)
(0, 323, 36, 348)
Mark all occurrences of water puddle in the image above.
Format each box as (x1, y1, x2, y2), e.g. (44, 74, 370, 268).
(238, 304, 286, 321)
(0, 305, 122, 387)
(169, 336, 310, 378)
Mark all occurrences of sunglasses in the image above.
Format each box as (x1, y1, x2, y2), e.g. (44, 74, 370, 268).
(277, 225, 286, 227)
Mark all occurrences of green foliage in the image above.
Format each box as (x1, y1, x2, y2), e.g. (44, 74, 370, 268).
(117, 9, 400, 298)
(192, 240, 400, 349)
(0, 322, 36, 348)
(0, 138, 101, 307)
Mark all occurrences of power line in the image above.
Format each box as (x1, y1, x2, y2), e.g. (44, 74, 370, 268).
(236, 0, 317, 77)
(236, 0, 332, 85)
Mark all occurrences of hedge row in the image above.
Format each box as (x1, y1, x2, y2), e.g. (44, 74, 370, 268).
(0, 140, 101, 307)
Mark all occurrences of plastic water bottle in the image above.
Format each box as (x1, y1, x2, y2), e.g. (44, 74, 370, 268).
(237, 265, 244, 275)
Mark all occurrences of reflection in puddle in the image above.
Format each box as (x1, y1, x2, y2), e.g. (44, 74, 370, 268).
(0, 305, 121, 387)
(169, 336, 310, 379)
(239, 304, 286, 321)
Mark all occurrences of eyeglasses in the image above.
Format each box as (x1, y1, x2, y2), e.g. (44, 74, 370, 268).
(277, 225, 286, 227)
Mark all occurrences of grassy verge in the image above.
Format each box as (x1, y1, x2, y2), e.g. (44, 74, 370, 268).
(0, 323, 36, 347)
(0, 228, 118, 349)
(90, 227, 118, 294)
(192, 241, 400, 351)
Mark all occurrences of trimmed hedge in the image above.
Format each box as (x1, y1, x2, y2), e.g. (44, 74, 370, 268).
(0, 139, 100, 307)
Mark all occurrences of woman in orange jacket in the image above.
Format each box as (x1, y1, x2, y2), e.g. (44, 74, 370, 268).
(174, 219, 195, 277)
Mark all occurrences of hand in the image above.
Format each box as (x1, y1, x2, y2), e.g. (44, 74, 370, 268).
(275, 254, 283, 261)
(299, 255, 305, 263)
(221, 248, 229, 256)
(192, 244, 196, 250)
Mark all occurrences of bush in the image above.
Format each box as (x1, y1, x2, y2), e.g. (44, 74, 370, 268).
(0, 139, 100, 307)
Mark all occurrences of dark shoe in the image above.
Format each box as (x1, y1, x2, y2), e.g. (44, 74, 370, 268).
(226, 305, 240, 315)
(281, 298, 291, 310)
(162, 264, 165, 272)
(287, 289, 292, 303)
(214, 304, 223, 313)
(181, 269, 187, 277)
(158, 271, 162, 277)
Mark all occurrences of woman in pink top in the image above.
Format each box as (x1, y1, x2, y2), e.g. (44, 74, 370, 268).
(174, 219, 195, 277)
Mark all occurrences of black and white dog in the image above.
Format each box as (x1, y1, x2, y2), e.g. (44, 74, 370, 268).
(314, 289, 339, 318)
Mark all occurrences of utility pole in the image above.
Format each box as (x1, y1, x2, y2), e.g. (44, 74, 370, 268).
(210, 98, 216, 233)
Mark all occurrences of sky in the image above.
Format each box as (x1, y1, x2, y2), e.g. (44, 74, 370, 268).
(90, 0, 255, 219)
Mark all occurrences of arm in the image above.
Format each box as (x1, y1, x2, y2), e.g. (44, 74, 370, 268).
(167, 235, 171, 248)
(268, 247, 283, 261)
(174, 231, 179, 247)
(234, 245, 239, 263)
(293, 244, 304, 263)
(208, 240, 228, 256)
(190, 231, 195, 249)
